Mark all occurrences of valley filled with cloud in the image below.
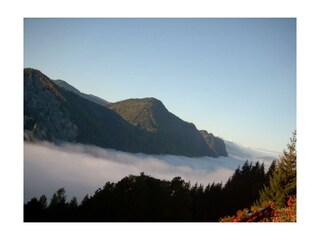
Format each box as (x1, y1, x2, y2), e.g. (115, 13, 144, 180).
(24, 141, 276, 202)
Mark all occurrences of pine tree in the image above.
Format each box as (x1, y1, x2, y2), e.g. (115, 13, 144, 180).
(39, 195, 48, 209)
(258, 131, 296, 207)
(69, 196, 78, 208)
(49, 188, 67, 208)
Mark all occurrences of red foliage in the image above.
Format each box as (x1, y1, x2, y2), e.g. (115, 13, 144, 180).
(220, 195, 296, 222)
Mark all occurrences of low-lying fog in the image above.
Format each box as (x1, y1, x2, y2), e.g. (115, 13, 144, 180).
(24, 141, 276, 203)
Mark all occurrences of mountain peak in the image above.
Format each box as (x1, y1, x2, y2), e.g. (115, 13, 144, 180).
(113, 97, 165, 108)
(108, 97, 219, 157)
(109, 97, 170, 133)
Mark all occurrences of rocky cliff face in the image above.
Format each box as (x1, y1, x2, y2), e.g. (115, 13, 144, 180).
(199, 130, 228, 156)
(24, 68, 78, 142)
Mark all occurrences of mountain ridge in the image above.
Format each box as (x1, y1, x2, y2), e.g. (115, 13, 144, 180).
(24, 68, 226, 157)
(109, 97, 218, 157)
(53, 79, 111, 107)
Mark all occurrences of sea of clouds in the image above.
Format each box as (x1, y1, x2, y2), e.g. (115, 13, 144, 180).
(24, 141, 276, 203)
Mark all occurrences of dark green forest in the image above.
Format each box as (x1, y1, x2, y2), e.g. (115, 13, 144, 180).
(24, 160, 273, 222)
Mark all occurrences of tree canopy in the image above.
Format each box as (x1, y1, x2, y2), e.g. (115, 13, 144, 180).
(258, 131, 296, 207)
(24, 160, 272, 222)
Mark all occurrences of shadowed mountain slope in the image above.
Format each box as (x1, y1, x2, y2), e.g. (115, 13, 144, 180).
(24, 68, 224, 157)
(199, 130, 228, 156)
(110, 98, 217, 157)
(54, 79, 110, 107)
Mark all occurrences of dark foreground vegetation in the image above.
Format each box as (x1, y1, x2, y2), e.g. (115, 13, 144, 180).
(24, 132, 296, 222)
(24, 160, 270, 222)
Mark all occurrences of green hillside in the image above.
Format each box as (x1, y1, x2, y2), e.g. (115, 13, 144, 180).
(110, 98, 217, 157)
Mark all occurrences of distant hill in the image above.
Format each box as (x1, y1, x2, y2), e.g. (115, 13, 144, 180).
(54, 79, 110, 107)
(24, 68, 225, 157)
(223, 139, 279, 161)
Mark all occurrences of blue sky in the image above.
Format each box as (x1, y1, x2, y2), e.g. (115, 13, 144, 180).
(24, 18, 296, 152)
